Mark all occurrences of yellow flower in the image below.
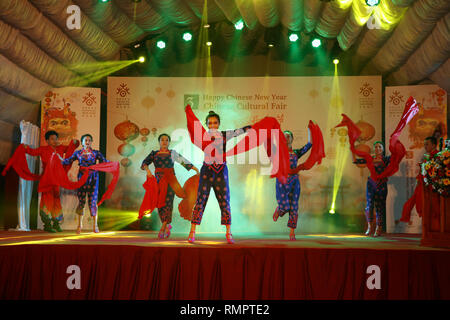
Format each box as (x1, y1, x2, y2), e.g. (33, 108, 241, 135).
(443, 179, 450, 186)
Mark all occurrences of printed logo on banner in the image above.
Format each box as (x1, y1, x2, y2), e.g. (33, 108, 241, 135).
(388, 90, 404, 106)
(116, 83, 131, 110)
(184, 94, 199, 109)
(359, 82, 375, 110)
(81, 92, 97, 118)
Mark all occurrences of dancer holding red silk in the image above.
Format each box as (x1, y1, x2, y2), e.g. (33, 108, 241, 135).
(185, 105, 291, 244)
(62, 134, 117, 234)
(3, 130, 120, 233)
(2, 130, 79, 232)
(336, 97, 419, 237)
(140, 133, 199, 239)
(273, 121, 325, 240)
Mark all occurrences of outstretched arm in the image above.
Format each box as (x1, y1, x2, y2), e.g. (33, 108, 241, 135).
(62, 151, 78, 166)
(225, 125, 252, 141)
(172, 150, 199, 174)
(23, 145, 41, 157)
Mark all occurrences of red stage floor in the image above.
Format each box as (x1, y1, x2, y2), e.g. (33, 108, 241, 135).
(0, 231, 449, 299)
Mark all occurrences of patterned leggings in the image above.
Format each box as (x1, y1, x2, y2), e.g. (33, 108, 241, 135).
(76, 180, 98, 217)
(156, 172, 175, 224)
(191, 164, 231, 225)
(275, 176, 301, 229)
(365, 180, 387, 226)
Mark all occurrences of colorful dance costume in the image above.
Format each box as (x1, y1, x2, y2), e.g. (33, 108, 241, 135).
(141, 150, 193, 223)
(191, 126, 251, 226)
(62, 148, 108, 217)
(275, 142, 312, 228)
(355, 156, 391, 227)
(24, 141, 79, 226)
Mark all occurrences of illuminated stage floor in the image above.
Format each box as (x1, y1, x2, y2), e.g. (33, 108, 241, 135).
(1, 231, 449, 300)
(0, 230, 441, 249)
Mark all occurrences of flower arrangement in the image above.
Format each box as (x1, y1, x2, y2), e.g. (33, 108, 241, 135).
(422, 148, 450, 197)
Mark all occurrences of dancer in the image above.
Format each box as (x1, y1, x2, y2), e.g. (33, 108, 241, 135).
(185, 105, 292, 244)
(20, 131, 79, 232)
(62, 134, 109, 233)
(352, 142, 390, 237)
(273, 129, 312, 240)
(337, 96, 419, 237)
(140, 133, 199, 239)
(188, 110, 251, 244)
(398, 136, 439, 224)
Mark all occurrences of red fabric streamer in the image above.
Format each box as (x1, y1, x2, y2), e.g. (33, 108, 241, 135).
(138, 168, 188, 219)
(80, 161, 120, 206)
(1, 144, 41, 180)
(38, 154, 90, 192)
(290, 120, 326, 174)
(336, 96, 419, 181)
(185, 105, 291, 184)
(400, 176, 424, 222)
(138, 175, 159, 219)
(154, 168, 186, 208)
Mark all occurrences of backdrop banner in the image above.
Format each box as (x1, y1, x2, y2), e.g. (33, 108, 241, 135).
(38, 87, 101, 230)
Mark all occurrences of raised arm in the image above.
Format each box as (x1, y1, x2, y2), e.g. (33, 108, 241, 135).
(294, 142, 312, 159)
(61, 139, 80, 158)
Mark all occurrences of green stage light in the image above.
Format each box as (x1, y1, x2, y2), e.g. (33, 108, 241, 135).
(156, 40, 166, 49)
(234, 20, 244, 30)
(182, 32, 192, 42)
(366, 0, 380, 6)
(100, 0, 109, 2)
(312, 38, 321, 48)
(289, 33, 299, 42)
(206, 41, 212, 46)
(138, 56, 145, 63)
(333, 58, 339, 65)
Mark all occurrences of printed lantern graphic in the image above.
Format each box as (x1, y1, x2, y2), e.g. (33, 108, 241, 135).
(354, 120, 376, 171)
(114, 120, 139, 168)
(140, 128, 150, 146)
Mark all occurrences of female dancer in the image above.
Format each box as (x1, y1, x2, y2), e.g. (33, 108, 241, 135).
(62, 134, 109, 233)
(273, 129, 312, 240)
(352, 141, 390, 237)
(141, 134, 199, 239)
(187, 110, 252, 244)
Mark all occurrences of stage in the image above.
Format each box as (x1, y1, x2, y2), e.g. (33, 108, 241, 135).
(0, 231, 449, 300)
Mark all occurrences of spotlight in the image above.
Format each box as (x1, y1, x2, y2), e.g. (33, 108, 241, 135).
(133, 43, 141, 48)
(312, 38, 321, 48)
(234, 20, 244, 30)
(365, 0, 380, 6)
(203, 24, 210, 28)
(138, 56, 145, 63)
(182, 32, 192, 42)
(333, 59, 339, 65)
(206, 41, 212, 46)
(289, 33, 299, 42)
(268, 43, 274, 48)
(100, 0, 109, 2)
(329, 203, 335, 214)
(156, 40, 166, 49)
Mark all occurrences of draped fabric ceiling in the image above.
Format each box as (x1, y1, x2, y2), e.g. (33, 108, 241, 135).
(0, 0, 449, 163)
